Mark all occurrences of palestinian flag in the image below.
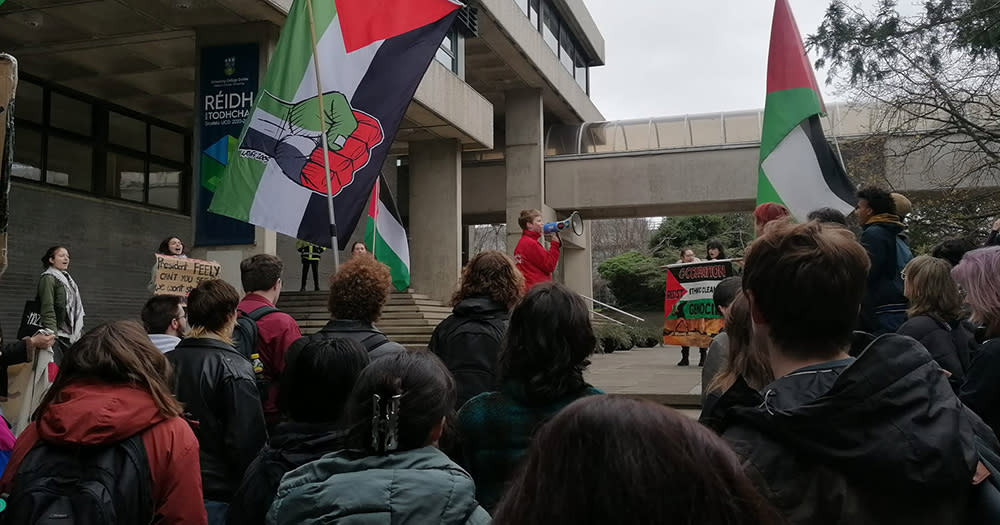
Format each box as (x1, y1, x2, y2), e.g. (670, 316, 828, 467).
(209, 0, 462, 248)
(366, 175, 410, 291)
(756, 0, 855, 221)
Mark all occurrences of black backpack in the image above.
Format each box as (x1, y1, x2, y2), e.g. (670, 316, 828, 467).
(232, 305, 279, 360)
(1, 434, 152, 524)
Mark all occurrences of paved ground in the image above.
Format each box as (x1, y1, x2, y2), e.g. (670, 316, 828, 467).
(585, 345, 703, 418)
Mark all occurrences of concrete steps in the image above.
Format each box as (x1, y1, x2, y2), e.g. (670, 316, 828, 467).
(279, 290, 451, 349)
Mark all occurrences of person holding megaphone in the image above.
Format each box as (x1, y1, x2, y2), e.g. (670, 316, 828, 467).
(514, 209, 561, 290)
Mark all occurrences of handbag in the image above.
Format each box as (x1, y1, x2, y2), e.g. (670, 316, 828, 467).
(16, 298, 42, 340)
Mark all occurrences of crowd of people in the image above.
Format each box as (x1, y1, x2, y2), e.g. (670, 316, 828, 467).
(2, 197, 1000, 524)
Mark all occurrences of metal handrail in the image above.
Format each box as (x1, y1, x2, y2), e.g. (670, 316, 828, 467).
(590, 309, 626, 326)
(580, 294, 645, 323)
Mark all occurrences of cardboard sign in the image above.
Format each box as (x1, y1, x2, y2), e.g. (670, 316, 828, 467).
(153, 254, 222, 296)
(663, 260, 737, 347)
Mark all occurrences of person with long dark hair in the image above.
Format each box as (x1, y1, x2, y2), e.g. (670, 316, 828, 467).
(456, 282, 601, 510)
(492, 396, 782, 525)
(0, 321, 207, 524)
(38, 245, 85, 350)
(228, 338, 369, 525)
(156, 236, 187, 257)
(705, 239, 727, 260)
(268, 351, 490, 524)
(429, 250, 524, 409)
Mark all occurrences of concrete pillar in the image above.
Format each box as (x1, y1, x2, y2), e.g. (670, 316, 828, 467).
(560, 220, 594, 300)
(504, 88, 554, 253)
(409, 139, 462, 302)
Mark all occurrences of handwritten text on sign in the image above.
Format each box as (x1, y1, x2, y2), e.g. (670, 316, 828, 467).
(153, 255, 222, 296)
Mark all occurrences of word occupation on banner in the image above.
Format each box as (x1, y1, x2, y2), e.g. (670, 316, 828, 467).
(663, 259, 737, 348)
(153, 254, 221, 296)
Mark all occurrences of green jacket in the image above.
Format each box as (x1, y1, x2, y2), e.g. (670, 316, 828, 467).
(267, 446, 491, 525)
(37, 273, 66, 333)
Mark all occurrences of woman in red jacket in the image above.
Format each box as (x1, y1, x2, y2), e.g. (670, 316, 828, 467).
(0, 320, 207, 524)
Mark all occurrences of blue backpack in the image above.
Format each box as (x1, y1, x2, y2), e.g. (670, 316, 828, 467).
(893, 236, 913, 295)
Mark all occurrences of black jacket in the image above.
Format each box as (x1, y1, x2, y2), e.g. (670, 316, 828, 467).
(859, 222, 908, 324)
(227, 422, 347, 525)
(289, 319, 405, 361)
(962, 338, 1000, 435)
(897, 315, 975, 390)
(710, 334, 995, 525)
(428, 296, 509, 409)
(167, 337, 268, 501)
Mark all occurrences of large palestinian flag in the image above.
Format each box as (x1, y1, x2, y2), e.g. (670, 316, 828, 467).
(366, 175, 410, 291)
(756, 0, 855, 221)
(209, 0, 462, 248)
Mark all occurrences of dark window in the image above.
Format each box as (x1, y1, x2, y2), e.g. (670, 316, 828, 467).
(528, 0, 540, 29)
(435, 28, 459, 73)
(46, 137, 92, 191)
(560, 30, 575, 73)
(12, 74, 191, 212)
(542, 3, 559, 54)
(12, 126, 42, 181)
(49, 92, 91, 135)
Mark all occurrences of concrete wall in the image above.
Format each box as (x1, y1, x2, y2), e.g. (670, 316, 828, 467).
(0, 182, 192, 335)
(409, 140, 463, 303)
(413, 61, 494, 150)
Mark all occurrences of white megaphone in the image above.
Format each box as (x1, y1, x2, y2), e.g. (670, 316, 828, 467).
(543, 211, 584, 235)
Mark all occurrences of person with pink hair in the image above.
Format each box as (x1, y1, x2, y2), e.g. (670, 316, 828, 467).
(955, 246, 1000, 433)
(753, 202, 790, 236)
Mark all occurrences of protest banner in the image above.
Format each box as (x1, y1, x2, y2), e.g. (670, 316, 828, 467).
(153, 254, 222, 296)
(663, 259, 737, 347)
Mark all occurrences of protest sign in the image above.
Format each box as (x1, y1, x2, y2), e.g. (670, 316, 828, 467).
(663, 259, 736, 347)
(153, 254, 222, 296)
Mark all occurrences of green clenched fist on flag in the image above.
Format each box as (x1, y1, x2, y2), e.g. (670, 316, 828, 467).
(237, 89, 384, 196)
(256, 90, 358, 152)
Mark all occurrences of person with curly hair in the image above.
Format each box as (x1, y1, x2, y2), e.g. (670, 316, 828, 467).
(287, 254, 405, 360)
(456, 283, 602, 511)
(429, 251, 524, 409)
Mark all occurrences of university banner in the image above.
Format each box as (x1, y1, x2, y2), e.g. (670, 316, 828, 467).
(663, 260, 737, 348)
(195, 43, 259, 246)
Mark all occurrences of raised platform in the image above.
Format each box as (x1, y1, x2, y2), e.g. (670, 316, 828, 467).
(585, 345, 703, 417)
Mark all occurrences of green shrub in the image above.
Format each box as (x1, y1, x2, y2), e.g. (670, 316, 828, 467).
(594, 324, 633, 353)
(596, 252, 665, 310)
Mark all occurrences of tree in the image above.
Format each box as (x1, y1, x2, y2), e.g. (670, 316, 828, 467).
(596, 251, 664, 310)
(649, 214, 753, 260)
(809, 1, 1000, 191)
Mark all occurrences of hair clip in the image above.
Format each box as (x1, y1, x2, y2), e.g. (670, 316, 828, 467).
(371, 393, 403, 452)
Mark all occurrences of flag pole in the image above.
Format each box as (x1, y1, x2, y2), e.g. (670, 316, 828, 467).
(305, 0, 340, 270)
(371, 175, 378, 260)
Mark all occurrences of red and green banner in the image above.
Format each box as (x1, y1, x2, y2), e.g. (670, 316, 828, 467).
(663, 260, 736, 348)
(757, 0, 855, 221)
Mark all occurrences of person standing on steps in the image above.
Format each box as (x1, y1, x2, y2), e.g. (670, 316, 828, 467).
(676, 248, 705, 367)
(296, 240, 326, 292)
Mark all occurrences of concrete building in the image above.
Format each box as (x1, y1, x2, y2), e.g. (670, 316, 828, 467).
(0, 0, 605, 330)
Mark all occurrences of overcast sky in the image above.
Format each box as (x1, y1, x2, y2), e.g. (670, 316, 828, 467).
(582, 1, 883, 120)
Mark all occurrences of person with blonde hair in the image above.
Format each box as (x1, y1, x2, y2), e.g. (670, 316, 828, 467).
(430, 250, 524, 409)
(897, 255, 975, 389)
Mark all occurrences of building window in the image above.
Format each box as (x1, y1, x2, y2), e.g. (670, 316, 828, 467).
(435, 28, 460, 73)
(515, 0, 591, 94)
(11, 75, 192, 212)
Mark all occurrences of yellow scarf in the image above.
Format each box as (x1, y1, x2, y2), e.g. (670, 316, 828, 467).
(865, 213, 904, 227)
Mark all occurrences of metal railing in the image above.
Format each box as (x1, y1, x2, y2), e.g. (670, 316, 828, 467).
(581, 294, 645, 325)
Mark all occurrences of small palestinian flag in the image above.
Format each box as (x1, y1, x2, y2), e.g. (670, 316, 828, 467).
(756, 0, 855, 221)
(366, 175, 410, 291)
(209, 0, 462, 248)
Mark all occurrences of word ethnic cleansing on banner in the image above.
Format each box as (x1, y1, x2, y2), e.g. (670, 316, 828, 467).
(153, 255, 222, 296)
(663, 260, 736, 347)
